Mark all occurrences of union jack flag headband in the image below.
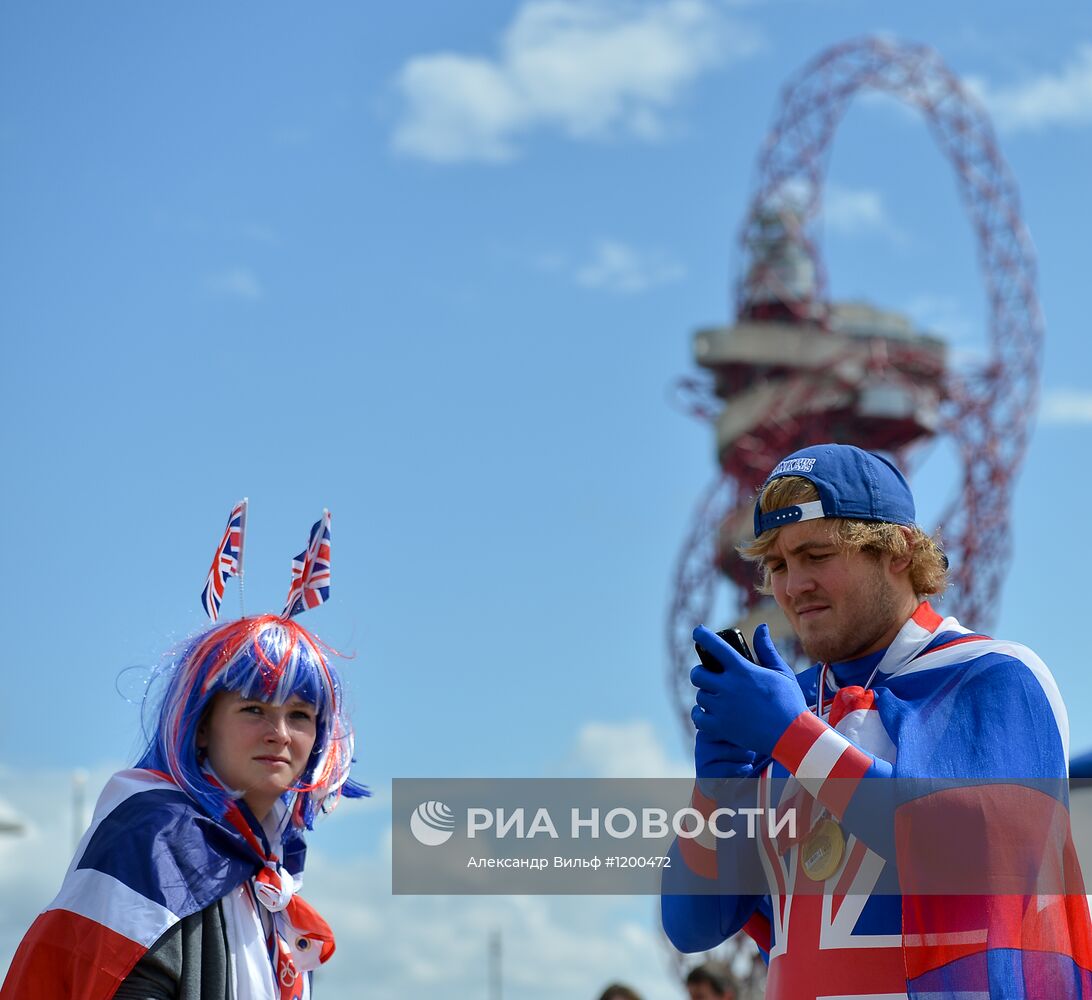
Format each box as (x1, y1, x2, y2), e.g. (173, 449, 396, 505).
(199, 503, 332, 621)
(283, 509, 332, 618)
(200, 499, 247, 622)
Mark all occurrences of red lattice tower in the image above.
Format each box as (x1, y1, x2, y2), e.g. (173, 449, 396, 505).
(667, 36, 1043, 729)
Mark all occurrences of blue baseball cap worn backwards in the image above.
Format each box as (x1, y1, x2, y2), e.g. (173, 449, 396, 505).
(753, 444, 916, 538)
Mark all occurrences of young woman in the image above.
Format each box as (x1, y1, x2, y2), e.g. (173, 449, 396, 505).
(2, 613, 366, 1000)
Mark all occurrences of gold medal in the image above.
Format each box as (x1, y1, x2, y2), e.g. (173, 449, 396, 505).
(801, 818, 845, 881)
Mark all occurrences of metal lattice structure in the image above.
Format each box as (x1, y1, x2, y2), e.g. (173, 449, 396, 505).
(667, 35, 1043, 731)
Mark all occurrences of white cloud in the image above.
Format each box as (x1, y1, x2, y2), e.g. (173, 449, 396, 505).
(965, 44, 1092, 133)
(204, 266, 264, 301)
(901, 293, 980, 345)
(824, 185, 884, 233)
(1039, 388, 1092, 426)
(560, 719, 691, 778)
(824, 183, 904, 243)
(309, 850, 680, 1000)
(856, 88, 925, 125)
(576, 239, 685, 294)
(391, 0, 761, 162)
(0, 795, 24, 829)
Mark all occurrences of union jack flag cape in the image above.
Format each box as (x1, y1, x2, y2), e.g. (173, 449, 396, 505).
(665, 603, 1092, 999)
(0, 770, 334, 1000)
(282, 510, 331, 618)
(201, 499, 247, 621)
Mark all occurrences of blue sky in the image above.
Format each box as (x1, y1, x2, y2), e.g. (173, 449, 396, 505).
(2, 2, 1091, 997)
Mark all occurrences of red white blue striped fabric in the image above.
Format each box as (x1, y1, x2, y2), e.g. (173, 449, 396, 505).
(0, 769, 333, 1000)
(200, 499, 247, 621)
(1, 769, 252, 999)
(282, 510, 331, 618)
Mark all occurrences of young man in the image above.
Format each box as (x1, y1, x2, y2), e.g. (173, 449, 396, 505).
(661, 443, 1091, 999)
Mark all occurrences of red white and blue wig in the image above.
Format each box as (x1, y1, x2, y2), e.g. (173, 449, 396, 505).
(136, 614, 367, 830)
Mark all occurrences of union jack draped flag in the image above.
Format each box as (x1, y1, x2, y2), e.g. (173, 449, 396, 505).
(200, 499, 247, 621)
(0, 769, 332, 1000)
(282, 509, 331, 618)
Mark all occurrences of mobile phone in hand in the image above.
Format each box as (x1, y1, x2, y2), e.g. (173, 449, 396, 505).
(693, 627, 772, 773)
(695, 627, 754, 673)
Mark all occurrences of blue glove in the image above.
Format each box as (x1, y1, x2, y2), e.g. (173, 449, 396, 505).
(690, 623, 807, 757)
(694, 732, 761, 799)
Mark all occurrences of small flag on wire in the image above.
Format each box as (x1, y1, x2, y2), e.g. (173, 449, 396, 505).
(200, 499, 248, 621)
(282, 509, 332, 618)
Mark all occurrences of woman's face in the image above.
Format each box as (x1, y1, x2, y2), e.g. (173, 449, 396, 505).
(197, 690, 318, 820)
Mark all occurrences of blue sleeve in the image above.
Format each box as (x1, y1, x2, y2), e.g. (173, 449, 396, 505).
(660, 842, 765, 952)
(659, 667, 817, 954)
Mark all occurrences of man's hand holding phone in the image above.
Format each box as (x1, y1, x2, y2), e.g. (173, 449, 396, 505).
(690, 623, 806, 757)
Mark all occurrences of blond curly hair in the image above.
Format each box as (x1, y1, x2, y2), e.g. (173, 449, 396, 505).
(738, 475, 948, 597)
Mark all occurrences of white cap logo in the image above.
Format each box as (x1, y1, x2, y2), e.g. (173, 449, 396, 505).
(410, 800, 455, 846)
